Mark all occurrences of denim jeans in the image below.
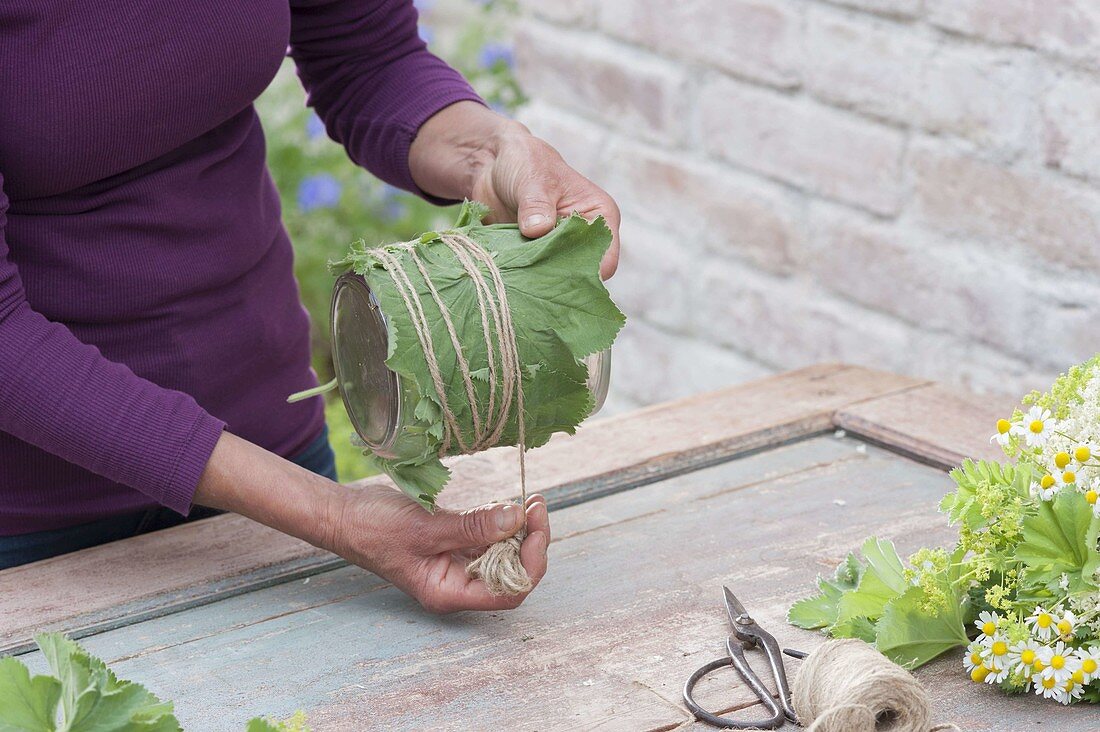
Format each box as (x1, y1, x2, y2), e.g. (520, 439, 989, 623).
(0, 425, 337, 570)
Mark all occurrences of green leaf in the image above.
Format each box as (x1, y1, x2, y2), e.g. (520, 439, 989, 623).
(1016, 490, 1100, 594)
(246, 712, 309, 732)
(875, 585, 969, 669)
(788, 553, 863, 630)
(0, 656, 60, 732)
(941, 460, 1029, 530)
(832, 537, 907, 630)
(36, 633, 180, 732)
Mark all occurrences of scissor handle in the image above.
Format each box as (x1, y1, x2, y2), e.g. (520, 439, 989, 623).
(682, 640, 785, 729)
(739, 626, 799, 723)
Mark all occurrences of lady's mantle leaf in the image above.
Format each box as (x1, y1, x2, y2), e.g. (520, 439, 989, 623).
(1016, 490, 1100, 594)
(875, 584, 969, 669)
(0, 657, 60, 732)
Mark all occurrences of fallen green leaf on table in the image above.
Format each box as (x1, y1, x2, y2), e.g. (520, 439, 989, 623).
(0, 633, 309, 731)
(329, 200, 625, 507)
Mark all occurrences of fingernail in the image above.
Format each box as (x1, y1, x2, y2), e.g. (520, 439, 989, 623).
(497, 505, 517, 531)
(537, 531, 549, 556)
(523, 213, 548, 229)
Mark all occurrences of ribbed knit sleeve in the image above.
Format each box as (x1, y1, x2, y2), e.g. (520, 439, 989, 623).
(289, 0, 485, 199)
(0, 176, 226, 516)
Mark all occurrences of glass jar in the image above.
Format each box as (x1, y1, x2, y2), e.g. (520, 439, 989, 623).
(330, 272, 610, 459)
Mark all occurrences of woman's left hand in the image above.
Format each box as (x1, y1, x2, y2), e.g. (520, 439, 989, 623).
(409, 101, 620, 279)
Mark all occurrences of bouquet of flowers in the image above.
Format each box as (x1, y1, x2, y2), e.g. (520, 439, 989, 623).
(789, 357, 1100, 705)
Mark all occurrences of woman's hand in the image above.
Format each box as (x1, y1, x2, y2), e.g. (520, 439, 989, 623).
(409, 101, 620, 279)
(194, 432, 549, 613)
(328, 485, 550, 612)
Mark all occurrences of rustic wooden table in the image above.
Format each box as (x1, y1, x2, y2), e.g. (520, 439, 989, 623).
(2, 365, 1094, 731)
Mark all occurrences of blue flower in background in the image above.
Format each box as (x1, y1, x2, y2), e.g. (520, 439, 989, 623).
(306, 112, 326, 140)
(418, 26, 434, 45)
(379, 184, 408, 222)
(298, 174, 342, 212)
(478, 43, 514, 70)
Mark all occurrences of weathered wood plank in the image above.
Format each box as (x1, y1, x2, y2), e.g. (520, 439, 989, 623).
(0, 363, 924, 653)
(21, 435, 1077, 731)
(833, 383, 1018, 470)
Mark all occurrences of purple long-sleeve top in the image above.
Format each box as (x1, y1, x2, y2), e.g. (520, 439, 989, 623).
(0, 0, 482, 533)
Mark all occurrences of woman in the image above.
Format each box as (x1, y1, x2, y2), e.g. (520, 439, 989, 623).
(0, 0, 620, 613)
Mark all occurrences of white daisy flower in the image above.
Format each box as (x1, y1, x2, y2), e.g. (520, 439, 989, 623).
(1073, 647, 1099, 684)
(991, 418, 1016, 446)
(1022, 406, 1054, 447)
(1073, 443, 1095, 465)
(1034, 673, 1061, 700)
(1062, 678, 1084, 704)
(1027, 606, 1058, 640)
(1011, 639, 1042, 677)
(1056, 609, 1077, 640)
(1086, 488, 1100, 517)
(981, 635, 1012, 673)
(1032, 474, 1060, 501)
(974, 611, 1000, 641)
(1037, 641, 1075, 684)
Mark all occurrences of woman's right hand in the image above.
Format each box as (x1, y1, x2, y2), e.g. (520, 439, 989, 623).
(325, 484, 549, 613)
(194, 431, 549, 612)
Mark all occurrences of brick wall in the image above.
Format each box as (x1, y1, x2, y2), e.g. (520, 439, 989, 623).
(512, 0, 1100, 413)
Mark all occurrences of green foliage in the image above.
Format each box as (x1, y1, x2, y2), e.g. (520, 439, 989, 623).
(335, 203, 625, 506)
(788, 553, 862, 631)
(0, 634, 307, 731)
(1016, 490, 1100, 595)
(254, 0, 524, 480)
(0, 633, 181, 732)
(1022, 354, 1100, 419)
(875, 584, 970, 669)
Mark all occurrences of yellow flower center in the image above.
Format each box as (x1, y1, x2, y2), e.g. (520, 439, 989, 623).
(1063, 471, 1076, 484)
(1055, 452, 1071, 468)
(982, 621, 996, 636)
(1084, 659, 1098, 674)
(969, 652, 982, 665)
(1037, 613, 1053, 628)
(1042, 676, 1057, 690)
(992, 641, 1008, 656)
(1076, 446, 1092, 462)
(1021, 650, 1036, 665)
(1073, 669, 1085, 684)
(1034, 659, 1046, 672)
(1030, 420, 1045, 433)
(971, 666, 990, 683)
(996, 419, 1011, 434)
(1065, 679, 1076, 692)
(1087, 490, 1098, 505)
(1057, 619, 1072, 635)
(1041, 475, 1055, 489)
(1051, 654, 1066, 670)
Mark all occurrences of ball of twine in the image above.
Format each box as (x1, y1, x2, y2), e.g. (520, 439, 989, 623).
(793, 639, 958, 732)
(466, 526, 532, 596)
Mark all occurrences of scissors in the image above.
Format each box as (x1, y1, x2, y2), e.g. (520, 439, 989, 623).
(682, 587, 804, 729)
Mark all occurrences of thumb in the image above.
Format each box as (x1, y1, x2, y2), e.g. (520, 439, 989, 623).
(433, 503, 525, 552)
(516, 181, 557, 239)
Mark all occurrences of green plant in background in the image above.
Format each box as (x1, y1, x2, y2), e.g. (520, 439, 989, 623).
(254, 0, 524, 480)
(0, 633, 309, 731)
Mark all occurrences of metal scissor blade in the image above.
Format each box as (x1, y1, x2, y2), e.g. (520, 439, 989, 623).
(722, 586, 752, 626)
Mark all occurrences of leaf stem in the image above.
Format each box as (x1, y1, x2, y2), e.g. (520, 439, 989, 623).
(287, 378, 338, 403)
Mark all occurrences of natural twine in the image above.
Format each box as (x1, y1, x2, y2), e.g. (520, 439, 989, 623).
(367, 233, 532, 596)
(793, 639, 959, 732)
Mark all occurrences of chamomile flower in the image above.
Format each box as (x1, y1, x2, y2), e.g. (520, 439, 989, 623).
(1037, 641, 1076, 684)
(1061, 677, 1084, 703)
(1085, 487, 1100, 516)
(1031, 473, 1060, 500)
(1011, 639, 1042, 677)
(974, 611, 1000, 641)
(1022, 406, 1055, 447)
(981, 635, 1012, 675)
(1034, 673, 1061, 700)
(991, 418, 1016, 447)
(1027, 606, 1058, 641)
(1073, 647, 1099, 684)
(1055, 609, 1077, 640)
(963, 640, 985, 677)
